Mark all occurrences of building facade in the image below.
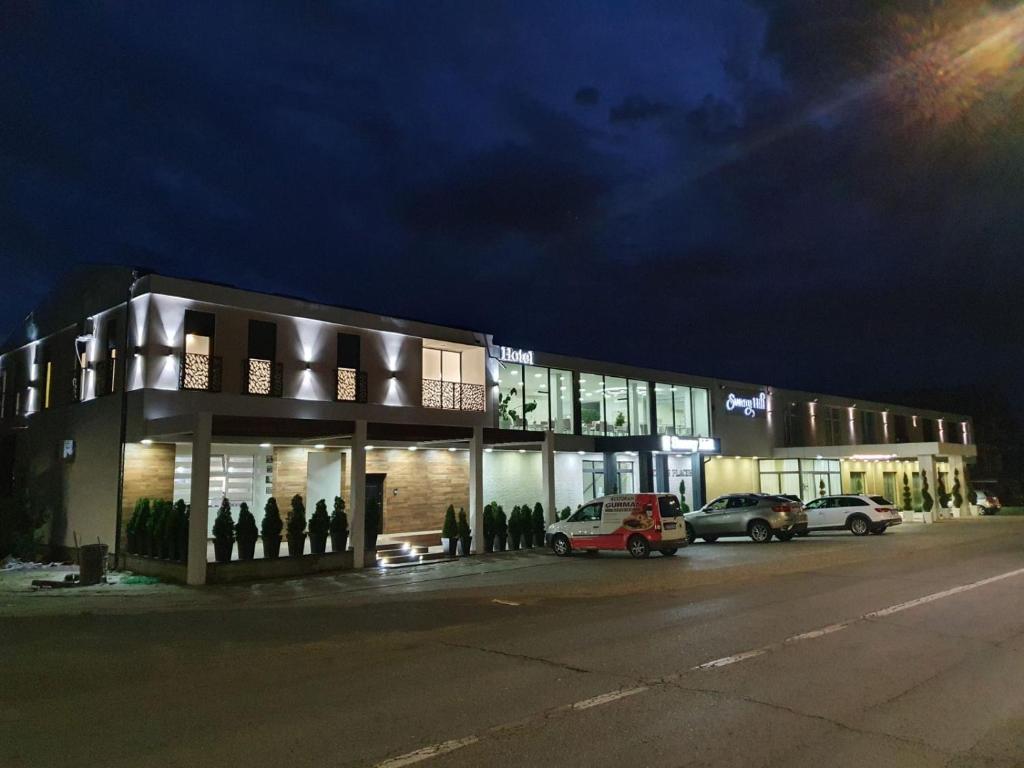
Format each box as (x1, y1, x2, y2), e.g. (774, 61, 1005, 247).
(0, 269, 977, 584)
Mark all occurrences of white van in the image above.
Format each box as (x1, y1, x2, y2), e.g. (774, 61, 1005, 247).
(544, 493, 688, 558)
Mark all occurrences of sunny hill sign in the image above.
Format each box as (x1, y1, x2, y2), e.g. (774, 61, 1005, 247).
(725, 392, 767, 418)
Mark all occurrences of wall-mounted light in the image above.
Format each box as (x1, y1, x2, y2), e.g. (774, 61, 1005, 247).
(314, 443, 326, 450)
(365, 445, 375, 451)
(389, 371, 397, 379)
(485, 448, 493, 453)
(304, 362, 312, 371)
(141, 439, 153, 446)
(448, 447, 457, 452)
(259, 443, 271, 448)
(408, 446, 418, 451)
(519, 449, 526, 454)
(577, 450, 585, 455)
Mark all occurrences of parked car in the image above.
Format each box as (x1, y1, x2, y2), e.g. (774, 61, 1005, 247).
(802, 494, 902, 535)
(683, 493, 808, 543)
(545, 493, 687, 559)
(969, 489, 1001, 515)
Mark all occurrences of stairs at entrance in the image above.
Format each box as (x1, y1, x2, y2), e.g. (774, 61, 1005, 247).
(374, 541, 454, 569)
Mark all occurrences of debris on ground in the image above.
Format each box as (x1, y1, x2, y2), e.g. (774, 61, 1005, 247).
(119, 575, 161, 585)
(3, 556, 67, 571)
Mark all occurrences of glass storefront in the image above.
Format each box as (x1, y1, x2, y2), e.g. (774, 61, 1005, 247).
(629, 380, 650, 436)
(499, 362, 574, 434)
(604, 376, 628, 435)
(759, 458, 841, 501)
(579, 372, 605, 436)
(549, 369, 573, 434)
(523, 365, 550, 431)
(653, 383, 711, 437)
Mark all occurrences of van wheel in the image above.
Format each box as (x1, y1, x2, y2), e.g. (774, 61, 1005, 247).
(551, 534, 572, 556)
(627, 535, 651, 559)
(702, 536, 719, 543)
(849, 516, 870, 536)
(748, 520, 773, 543)
(775, 531, 795, 542)
(685, 523, 697, 545)
(660, 548, 678, 556)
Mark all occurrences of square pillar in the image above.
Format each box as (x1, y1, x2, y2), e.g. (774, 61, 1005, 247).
(655, 454, 669, 494)
(603, 453, 619, 494)
(186, 412, 212, 586)
(541, 430, 556, 524)
(918, 454, 937, 524)
(638, 451, 654, 492)
(469, 426, 484, 552)
(349, 420, 367, 567)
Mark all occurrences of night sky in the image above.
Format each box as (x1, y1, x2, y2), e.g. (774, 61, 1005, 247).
(3, 1, 1024, 414)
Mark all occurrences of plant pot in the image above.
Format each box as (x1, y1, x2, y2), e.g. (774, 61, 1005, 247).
(309, 532, 328, 555)
(288, 533, 306, 557)
(263, 535, 281, 559)
(213, 538, 234, 564)
(496, 535, 507, 552)
(444, 537, 458, 558)
(522, 533, 533, 548)
(459, 536, 472, 556)
(364, 532, 379, 552)
(330, 532, 348, 553)
(509, 537, 520, 551)
(237, 536, 257, 561)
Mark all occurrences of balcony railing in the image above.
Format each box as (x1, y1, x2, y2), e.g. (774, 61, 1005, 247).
(243, 358, 283, 397)
(179, 353, 223, 393)
(336, 367, 368, 403)
(422, 379, 486, 412)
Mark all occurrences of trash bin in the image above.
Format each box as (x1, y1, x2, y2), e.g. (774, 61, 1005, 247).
(79, 543, 108, 586)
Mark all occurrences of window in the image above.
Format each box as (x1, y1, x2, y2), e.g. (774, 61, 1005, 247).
(691, 388, 710, 436)
(549, 369, 573, 434)
(246, 320, 277, 396)
(572, 502, 602, 522)
(883, 472, 896, 502)
(893, 414, 910, 443)
(849, 471, 866, 494)
(628, 380, 650, 436)
(659, 495, 682, 518)
(840, 496, 869, 506)
(582, 460, 604, 500)
(604, 376, 628, 435)
(336, 333, 362, 402)
(654, 384, 711, 437)
(861, 411, 878, 443)
(617, 461, 635, 493)
(524, 365, 550, 431)
(759, 458, 801, 498)
(922, 418, 937, 442)
(181, 310, 217, 391)
(654, 385, 673, 435)
(497, 361, 524, 427)
(705, 497, 729, 511)
(423, 347, 471, 410)
(579, 373, 605, 436)
(799, 458, 841, 499)
(870, 495, 893, 506)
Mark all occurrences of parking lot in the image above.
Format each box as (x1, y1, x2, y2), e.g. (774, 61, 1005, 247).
(4, 518, 1024, 767)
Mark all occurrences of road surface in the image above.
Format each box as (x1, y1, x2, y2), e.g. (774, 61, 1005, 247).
(3, 518, 1023, 767)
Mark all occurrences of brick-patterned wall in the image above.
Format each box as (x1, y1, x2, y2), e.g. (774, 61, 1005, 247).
(122, 442, 175, 537)
(360, 449, 469, 534)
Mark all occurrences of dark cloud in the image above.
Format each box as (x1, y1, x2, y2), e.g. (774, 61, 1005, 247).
(608, 95, 674, 124)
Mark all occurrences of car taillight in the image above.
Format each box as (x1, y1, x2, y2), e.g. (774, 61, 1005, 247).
(772, 505, 790, 513)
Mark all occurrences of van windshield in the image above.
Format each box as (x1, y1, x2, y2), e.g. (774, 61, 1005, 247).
(659, 495, 682, 518)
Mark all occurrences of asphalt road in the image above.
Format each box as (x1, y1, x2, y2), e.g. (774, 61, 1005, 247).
(3, 518, 1024, 767)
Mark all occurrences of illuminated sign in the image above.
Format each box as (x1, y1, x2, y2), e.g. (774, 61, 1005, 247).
(725, 392, 767, 417)
(660, 436, 720, 454)
(497, 346, 535, 365)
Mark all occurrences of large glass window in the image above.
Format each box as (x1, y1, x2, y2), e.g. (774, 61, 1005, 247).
(759, 458, 800, 498)
(799, 458, 841, 499)
(579, 373, 605, 436)
(653, 384, 711, 437)
(583, 459, 604, 499)
(523, 365, 549, 431)
(617, 460, 635, 493)
(497, 361, 523, 428)
(549, 369, 573, 434)
(673, 386, 692, 436)
(604, 376, 628, 435)
(691, 388, 710, 436)
(629, 380, 650, 436)
(654, 385, 673, 435)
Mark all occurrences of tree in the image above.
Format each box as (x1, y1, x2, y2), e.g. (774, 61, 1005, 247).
(920, 471, 934, 513)
(951, 469, 963, 509)
(937, 474, 950, 509)
(819, 479, 826, 497)
(678, 478, 690, 513)
(901, 473, 913, 512)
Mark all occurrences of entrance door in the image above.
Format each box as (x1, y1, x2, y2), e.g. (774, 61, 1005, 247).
(366, 473, 385, 536)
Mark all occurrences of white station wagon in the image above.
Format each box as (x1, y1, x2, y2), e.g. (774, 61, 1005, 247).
(801, 494, 902, 536)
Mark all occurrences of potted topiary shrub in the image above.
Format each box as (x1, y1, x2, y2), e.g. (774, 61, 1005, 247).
(532, 502, 545, 546)
(495, 505, 508, 551)
(236, 502, 258, 561)
(819, 478, 826, 497)
(920, 471, 934, 516)
(559, 506, 572, 521)
(482, 504, 495, 553)
(287, 494, 307, 557)
(508, 506, 521, 551)
(678, 479, 690, 513)
(261, 497, 283, 559)
(901, 473, 913, 512)
(365, 497, 382, 552)
(330, 496, 348, 552)
(457, 507, 472, 556)
(521, 503, 534, 548)
(212, 497, 235, 564)
(176, 500, 189, 562)
(442, 504, 458, 557)
(126, 498, 147, 555)
(937, 474, 950, 510)
(158, 499, 176, 559)
(309, 498, 330, 555)
(134, 498, 152, 556)
(951, 469, 963, 512)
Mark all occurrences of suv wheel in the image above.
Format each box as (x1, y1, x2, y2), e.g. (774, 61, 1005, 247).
(849, 516, 870, 536)
(627, 535, 651, 559)
(748, 520, 772, 543)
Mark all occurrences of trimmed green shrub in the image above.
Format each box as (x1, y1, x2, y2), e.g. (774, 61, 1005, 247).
(495, 505, 508, 543)
(132, 498, 152, 555)
(329, 496, 348, 550)
(172, 499, 188, 561)
(508, 506, 521, 549)
(558, 506, 572, 521)
(236, 502, 258, 542)
(261, 497, 283, 539)
(212, 498, 234, 541)
(532, 502, 545, 543)
(482, 504, 495, 551)
(521, 502, 534, 547)
(442, 504, 458, 539)
(818, 478, 826, 497)
(678, 479, 690, 513)
(901, 473, 913, 512)
(309, 499, 330, 538)
(937, 474, 950, 509)
(457, 507, 471, 555)
(920, 471, 934, 513)
(287, 494, 306, 538)
(951, 469, 963, 509)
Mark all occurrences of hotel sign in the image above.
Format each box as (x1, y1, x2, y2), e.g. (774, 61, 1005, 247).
(661, 436, 721, 454)
(497, 346, 535, 365)
(725, 391, 767, 418)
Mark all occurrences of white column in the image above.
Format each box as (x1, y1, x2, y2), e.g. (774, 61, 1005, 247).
(469, 426, 484, 553)
(541, 430, 556, 524)
(186, 412, 212, 586)
(349, 420, 367, 568)
(918, 454, 937, 524)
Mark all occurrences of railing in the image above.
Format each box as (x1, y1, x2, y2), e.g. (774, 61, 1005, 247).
(336, 368, 368, 403)
(179, 353, 223, 392)
(422, 379, 486, 412)
(243, 358, 283, 397)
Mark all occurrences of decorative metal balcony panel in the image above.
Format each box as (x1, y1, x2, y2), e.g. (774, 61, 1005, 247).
(180, 353, 222, 393)
(242, 358, 283, 397)
(336, 368, 368, 403)
(422, 379, 485, 412)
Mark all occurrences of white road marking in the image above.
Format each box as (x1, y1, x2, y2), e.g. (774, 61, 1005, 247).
(571, 686, 648, 710)
(492, 599, 521, 606)
(374, 736, 480, 768)
(694, 566, 1024, 671)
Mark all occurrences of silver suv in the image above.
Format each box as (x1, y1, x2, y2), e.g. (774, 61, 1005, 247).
(684, 493, 809, 543)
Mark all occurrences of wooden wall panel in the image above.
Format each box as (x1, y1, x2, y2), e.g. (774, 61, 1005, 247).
(121, 442, 175, 537)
